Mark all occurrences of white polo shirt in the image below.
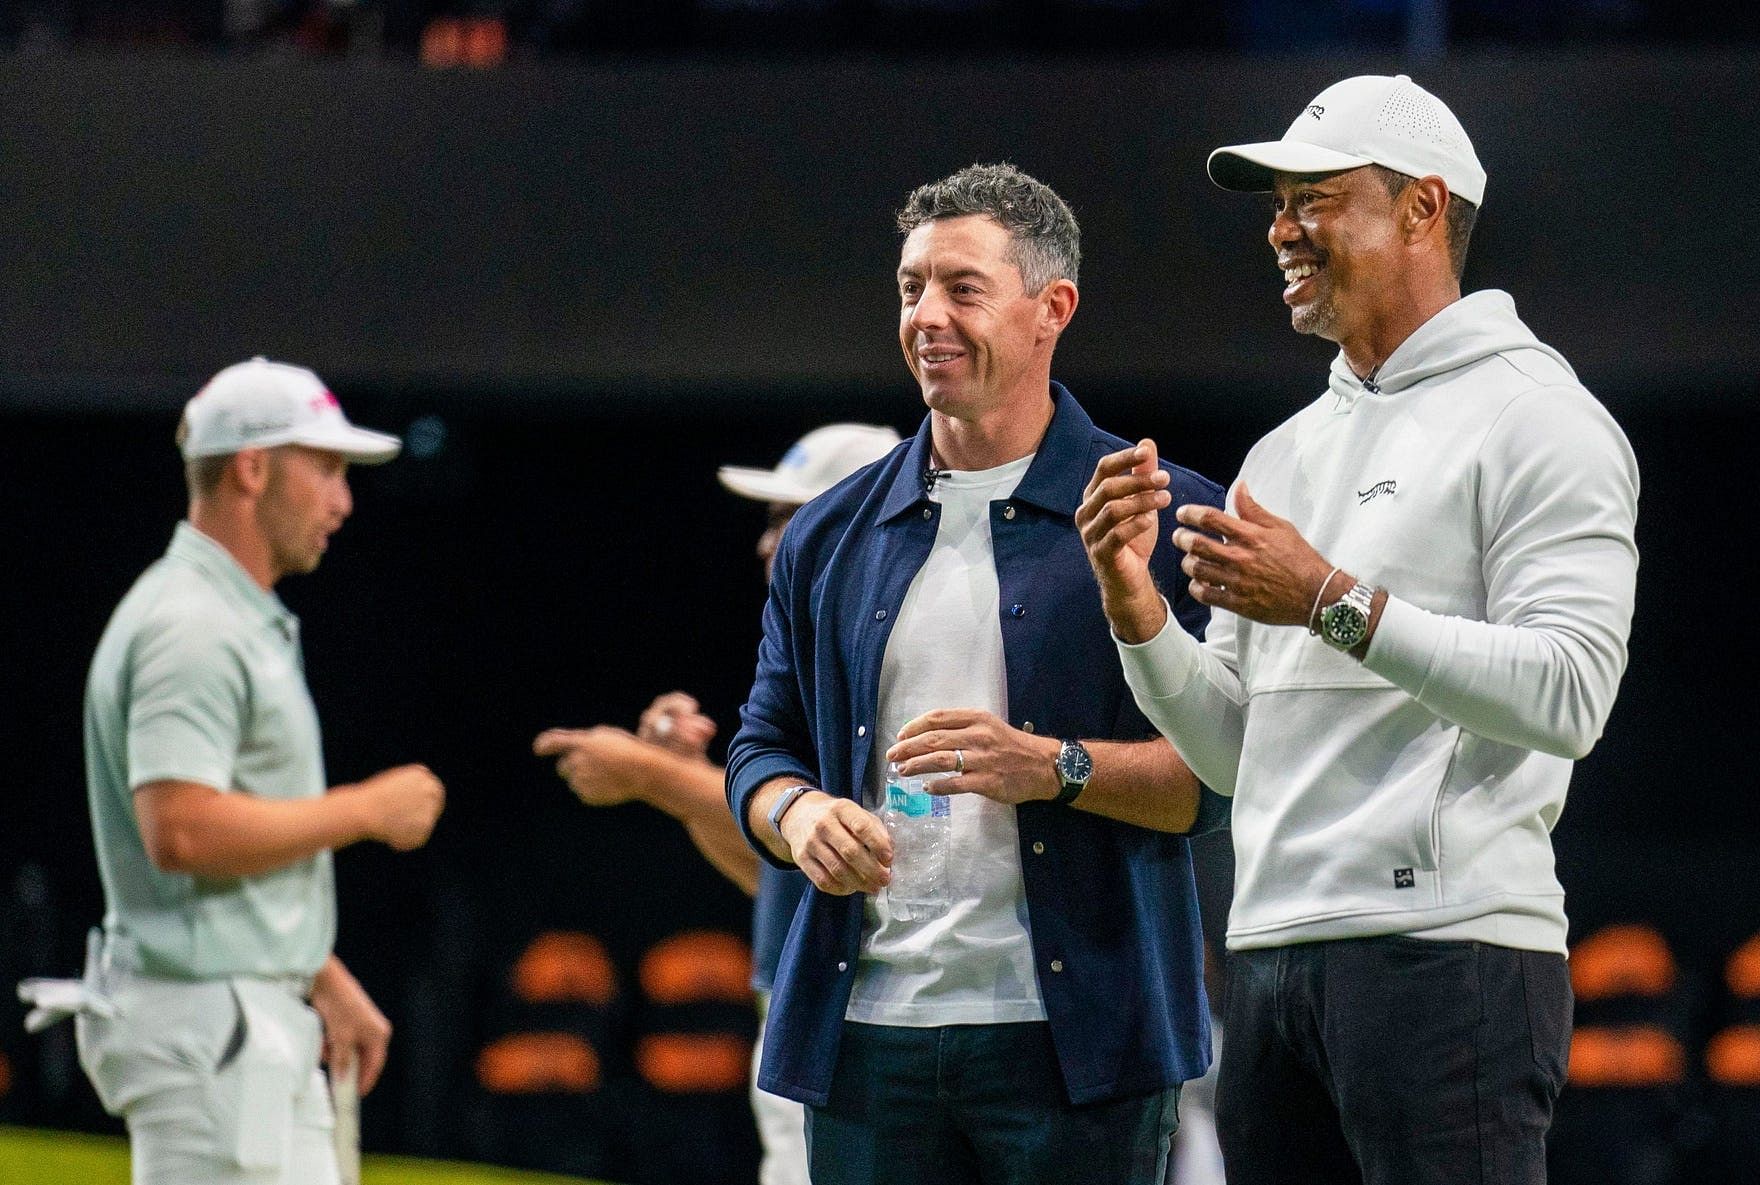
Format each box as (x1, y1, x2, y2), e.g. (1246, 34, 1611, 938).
(84, 522, 336, 980)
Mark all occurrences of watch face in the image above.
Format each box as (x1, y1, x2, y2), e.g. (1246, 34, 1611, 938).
(1058, 742, 1093, 784)
(1322, 601, 1369, 648)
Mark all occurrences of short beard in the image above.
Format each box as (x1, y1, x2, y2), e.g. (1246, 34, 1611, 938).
(1290, 291, 1339, 340)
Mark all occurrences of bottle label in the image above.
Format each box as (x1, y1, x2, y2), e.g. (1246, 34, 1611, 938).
(884, 775, 951, 818)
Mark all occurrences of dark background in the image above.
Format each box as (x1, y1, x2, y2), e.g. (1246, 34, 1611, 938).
(0, 20, 1757, 1185)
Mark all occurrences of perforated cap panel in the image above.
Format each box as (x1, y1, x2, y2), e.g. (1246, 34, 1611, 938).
(1375, 81, 1465, 154)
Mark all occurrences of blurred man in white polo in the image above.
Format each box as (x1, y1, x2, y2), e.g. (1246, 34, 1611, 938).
(536, 421, 900, 1185)
(36, 357, 447, 1185)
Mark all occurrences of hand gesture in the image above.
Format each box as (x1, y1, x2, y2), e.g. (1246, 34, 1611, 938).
(1171, 482, 1338, 626)
(637, 692, 718, 760)
(310, 958, 393, 1095)
(353, 765, 444, 851)
(885, 708, 1060, 805)
(532, 726, 655, 807)
(1077, 440, 1173, 642)
(779, 792, 893, 897)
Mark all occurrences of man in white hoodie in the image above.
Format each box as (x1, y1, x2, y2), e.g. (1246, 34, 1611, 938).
(1077, 76, 1638, 1183)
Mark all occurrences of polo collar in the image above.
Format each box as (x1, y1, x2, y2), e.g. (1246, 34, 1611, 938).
(167, 522, 297, 632)
(877, 381, 1096, 523)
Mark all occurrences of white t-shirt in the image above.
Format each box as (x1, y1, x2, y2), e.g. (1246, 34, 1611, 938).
(844, 454, 1047, 1027)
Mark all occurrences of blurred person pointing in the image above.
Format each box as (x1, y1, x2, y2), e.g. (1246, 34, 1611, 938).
(535, 421, 899, 1185)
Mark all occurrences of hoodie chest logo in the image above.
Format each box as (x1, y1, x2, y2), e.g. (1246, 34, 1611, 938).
(1357, 479, 1398, 505)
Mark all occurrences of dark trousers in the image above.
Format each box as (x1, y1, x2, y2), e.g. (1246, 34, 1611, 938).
(1216, 936, 1572, 1185)
(807, 1020, 1180, 1185)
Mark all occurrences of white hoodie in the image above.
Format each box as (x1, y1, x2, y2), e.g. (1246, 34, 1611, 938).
(1120, 290, 1638, 954)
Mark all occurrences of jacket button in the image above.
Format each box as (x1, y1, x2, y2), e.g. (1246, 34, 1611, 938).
(875, 609, 887, 621)
(922, 507, 933, 520)
(1022, 721, 1034, 733)
(837, 961, 848, 972)
(1050, 959, 1064, 973)
(1003, 505, 1016, 520)
(1009, 604, 1026, 618)
(1032, 841, 1045, 855)
(857, 725, 866, 738)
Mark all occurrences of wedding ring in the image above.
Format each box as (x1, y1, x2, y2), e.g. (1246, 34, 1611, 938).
(954, 748, 965, 775)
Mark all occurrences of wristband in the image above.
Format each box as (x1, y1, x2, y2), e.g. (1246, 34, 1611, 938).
(1308, 566, 1343, 635)
(767, 785, 815, 835)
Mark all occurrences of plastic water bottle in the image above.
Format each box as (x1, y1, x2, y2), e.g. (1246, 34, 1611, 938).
(878, 761, 952, 921)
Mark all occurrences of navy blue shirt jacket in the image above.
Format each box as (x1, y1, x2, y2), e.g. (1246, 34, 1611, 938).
(727, 384, 1227, 1107)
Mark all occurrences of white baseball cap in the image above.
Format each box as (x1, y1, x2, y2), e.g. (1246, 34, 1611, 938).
(718, 423, 901, 505)
(1207, 74, 1486, 207)
(179, 356, 401, 464)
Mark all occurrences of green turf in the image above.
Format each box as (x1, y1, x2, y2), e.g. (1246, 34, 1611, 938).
(0, 1126, 615, 1184)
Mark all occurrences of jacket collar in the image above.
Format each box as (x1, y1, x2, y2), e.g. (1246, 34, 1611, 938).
(877, 381, 1095, 523)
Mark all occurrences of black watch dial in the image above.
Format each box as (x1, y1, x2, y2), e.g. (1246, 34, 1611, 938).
(1322, 600, 1369, 648)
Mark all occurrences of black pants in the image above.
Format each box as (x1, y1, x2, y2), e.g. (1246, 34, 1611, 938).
(1216, 936, 1571, 1185)
(807, 1021, 1180, 1185)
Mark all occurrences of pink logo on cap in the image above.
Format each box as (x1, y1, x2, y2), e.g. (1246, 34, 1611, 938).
(310, 390, 341, 412)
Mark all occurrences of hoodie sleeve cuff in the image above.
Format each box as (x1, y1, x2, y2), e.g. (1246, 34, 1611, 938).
(1361, 594, 1444, 697)
(1115, 599, 1203, 700)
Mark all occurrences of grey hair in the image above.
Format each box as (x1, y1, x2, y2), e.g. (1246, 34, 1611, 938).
(1367, 164, 1478, 279)
(896, 163, 1081, 293)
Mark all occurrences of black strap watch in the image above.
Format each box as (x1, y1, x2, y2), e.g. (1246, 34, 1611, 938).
(1053, 739, 1093, 805)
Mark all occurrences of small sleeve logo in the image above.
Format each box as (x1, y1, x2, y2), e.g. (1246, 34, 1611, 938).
(1394, 868, 1415, 889)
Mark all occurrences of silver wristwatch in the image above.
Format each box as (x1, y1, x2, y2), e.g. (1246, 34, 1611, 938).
(1318, 580, 1377, 651)
(1053, 739, 1093, 805)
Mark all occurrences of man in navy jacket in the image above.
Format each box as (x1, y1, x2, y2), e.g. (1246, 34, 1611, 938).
(726, 163, 1225, 1185)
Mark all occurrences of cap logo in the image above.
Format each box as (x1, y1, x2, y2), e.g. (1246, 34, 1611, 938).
(239, 417, 293, 435)
(1307, 104, 1325, 120)
(310, 390, 341, 412)
(779, 443, 809, 471)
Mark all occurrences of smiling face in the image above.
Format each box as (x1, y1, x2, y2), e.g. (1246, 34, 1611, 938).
(256, 445, 353, 578)
(1268, 167, 1409, 345)
(897, 215, 1056, 422)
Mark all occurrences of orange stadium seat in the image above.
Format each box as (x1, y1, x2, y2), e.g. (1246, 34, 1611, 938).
(1568, 1025, 1687, 1087)
(1706, 933, 1760, 1087)
(1725, 933, 1760, 1000)
(1570, 923, 1677, 1001)
(511, 931, 618, 1006)
(1706, 1025, 1760, 1087)
(420, 18, 508, 69)
(476, 1032, 602, 1095)
(1566, 925, 1687, 1087)
(639, 930, 753, 1006)
(1549, 924, 1695, 1185)
(633, 930, 755, 1094)
(1704, 934, 1760, 1180)
(474, 931, 619, 1097)
(635, 1033, 751, 1094)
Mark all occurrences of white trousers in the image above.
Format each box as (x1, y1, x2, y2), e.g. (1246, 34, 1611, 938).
(77, 971, 338, 1185)
(752, 1004, 809, 1185)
